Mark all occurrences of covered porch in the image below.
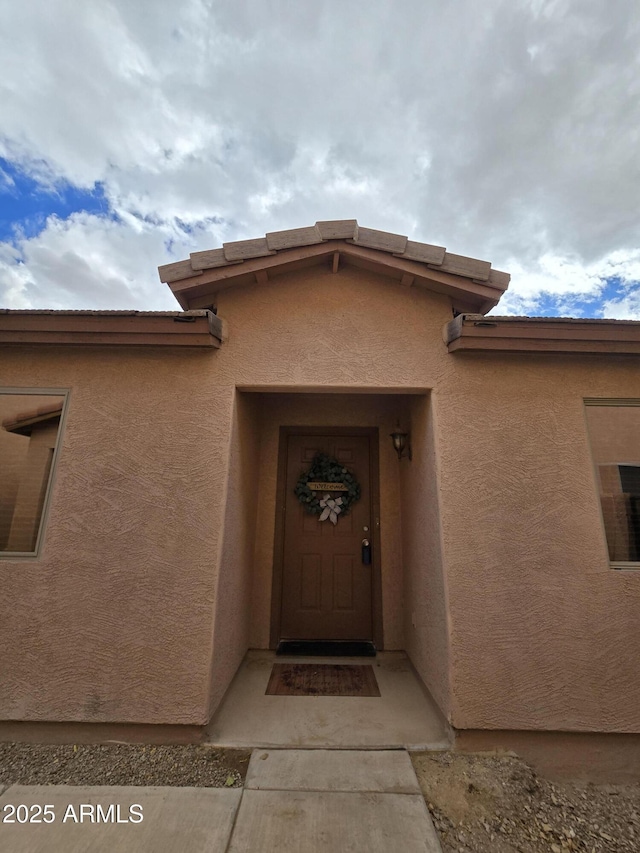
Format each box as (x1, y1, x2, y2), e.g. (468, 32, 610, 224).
(206, 650, 451, 750)
(208, 387, 452, 745)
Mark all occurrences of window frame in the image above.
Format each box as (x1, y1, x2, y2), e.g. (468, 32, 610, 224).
(0, 387, 70, 559)
(584, 398, 640, 571)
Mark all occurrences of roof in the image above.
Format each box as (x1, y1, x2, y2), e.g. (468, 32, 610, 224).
(446, 314, 640, 355)
(158, 220, 511, 315)
(0, 307, 637, 356)
(0, 310, 222, 348)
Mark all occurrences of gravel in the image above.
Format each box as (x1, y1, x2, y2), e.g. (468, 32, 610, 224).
(4, 742, 639, 852)
(0, 744, 251, 788)
(412, 751, 640, 853)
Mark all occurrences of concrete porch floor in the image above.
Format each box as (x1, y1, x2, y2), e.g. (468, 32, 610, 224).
(205, 650, 451, 750)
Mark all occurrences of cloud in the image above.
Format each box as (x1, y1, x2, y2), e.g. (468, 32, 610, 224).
(0, 212, 193, 310)
(494, 249, 640, 317)
(0, 0, 639, 314)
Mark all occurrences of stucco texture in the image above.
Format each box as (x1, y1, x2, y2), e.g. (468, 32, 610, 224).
(0, 350, 231, 725)
(400, 394, 451, 718)
(437, 356, 640, 732)
(2, 260, 640, 737)
(206, 390, 261, 718)
(209, 266, 640, 734)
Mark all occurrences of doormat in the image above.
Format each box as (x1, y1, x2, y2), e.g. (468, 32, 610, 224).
(266, 663, 381, 697)
(276, 640, 376, 657)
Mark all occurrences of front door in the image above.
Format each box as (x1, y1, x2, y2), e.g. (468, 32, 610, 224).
(278, 430, 374, 642)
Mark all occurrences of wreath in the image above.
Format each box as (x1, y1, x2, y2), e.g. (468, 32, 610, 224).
(295, 453, 361, 524)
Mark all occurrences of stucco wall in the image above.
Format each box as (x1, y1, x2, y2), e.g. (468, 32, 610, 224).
(206, 390, 261, 717)
(3, 260, 640, 735)
(0, 349, 231, 725)
(211, 265, 451, 391)
(211, 266, 640, 734)
(400, 394, 451, 717)
(1, 269, 456, 727)
(438, 355, 640, 732)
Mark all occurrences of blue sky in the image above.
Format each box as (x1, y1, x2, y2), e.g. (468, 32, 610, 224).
(0, 158, 109, 242)
(1, 0, 639, 316)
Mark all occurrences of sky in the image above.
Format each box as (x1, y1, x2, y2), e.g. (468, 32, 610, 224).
(0, 0, 639, 317)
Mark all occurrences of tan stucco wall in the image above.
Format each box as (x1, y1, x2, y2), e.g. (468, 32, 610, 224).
(209, 267, 640, 734)
(3, 261, 640, 736)
(0, 350, 232, 725)
(438, 355, 640, 732)
(400, 394, 451, 716)
(211, 265, 451, 390)
(206, 391, 261, 717)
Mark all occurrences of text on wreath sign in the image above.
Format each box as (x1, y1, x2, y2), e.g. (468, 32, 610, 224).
(307, 482, 349, 492)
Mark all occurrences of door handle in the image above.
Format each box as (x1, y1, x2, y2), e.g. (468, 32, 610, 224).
(361, 538, 371, 565)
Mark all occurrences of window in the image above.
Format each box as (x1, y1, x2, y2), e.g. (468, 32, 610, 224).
(585, 400, 640, 568)
(0, 391, 67, 556)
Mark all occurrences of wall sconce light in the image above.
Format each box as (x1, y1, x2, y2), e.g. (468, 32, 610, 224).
(390, 431, 412, 461)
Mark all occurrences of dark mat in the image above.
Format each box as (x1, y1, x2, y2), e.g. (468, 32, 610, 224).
(266, 663, 381, 697)
(276, 641, 376, 657)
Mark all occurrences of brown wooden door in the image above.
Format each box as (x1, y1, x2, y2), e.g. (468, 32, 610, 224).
(279, 432, 373, 641)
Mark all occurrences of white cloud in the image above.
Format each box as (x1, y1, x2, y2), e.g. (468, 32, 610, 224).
(0, 0, 639, 313)
(601, 292, 640, 320)
(494, 249, 640, 318)
(0, 213, 198, 310)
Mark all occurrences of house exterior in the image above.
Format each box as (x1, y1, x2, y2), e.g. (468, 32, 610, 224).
(1, 220, 639, 771)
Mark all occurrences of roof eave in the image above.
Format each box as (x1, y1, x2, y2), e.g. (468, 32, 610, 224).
(0, 310, 223, 348)
(445, 314, 640, 355)
(166, 241, 507, 314)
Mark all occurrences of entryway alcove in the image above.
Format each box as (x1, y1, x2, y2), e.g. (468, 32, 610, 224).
(208, 388, 451, 747)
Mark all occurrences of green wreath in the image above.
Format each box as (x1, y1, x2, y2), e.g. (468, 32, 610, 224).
(295, 453, 361, 521)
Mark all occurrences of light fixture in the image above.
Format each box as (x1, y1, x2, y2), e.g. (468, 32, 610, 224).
(390, 431, 412, 461)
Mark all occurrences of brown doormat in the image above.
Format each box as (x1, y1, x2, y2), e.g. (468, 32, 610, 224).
(266, 663, 380, 697)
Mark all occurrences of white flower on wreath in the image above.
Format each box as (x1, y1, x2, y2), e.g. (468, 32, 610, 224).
(318, 493, 343, 525)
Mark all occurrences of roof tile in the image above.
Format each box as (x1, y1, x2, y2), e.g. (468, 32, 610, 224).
(350, 226, 407, 254)
(223, 237, 275, 262)
(315, 220, 358, 240)
(190, 248, 236, 271)
(266, 225, 323, 251)
(156, 220, 509, 308)
(398, 240, 446, 265)
(433, 252, 491, 281)
(158, 260, 204, 283)
(487, 268, 511, 289)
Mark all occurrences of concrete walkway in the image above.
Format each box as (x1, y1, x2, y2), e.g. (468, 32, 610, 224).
(0, 749, 442, 852)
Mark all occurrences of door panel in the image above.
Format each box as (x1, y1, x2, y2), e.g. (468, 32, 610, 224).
(280, 433, 373, 641)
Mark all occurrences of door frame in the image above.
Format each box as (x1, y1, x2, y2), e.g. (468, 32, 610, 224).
(269, 426, 383, 650)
